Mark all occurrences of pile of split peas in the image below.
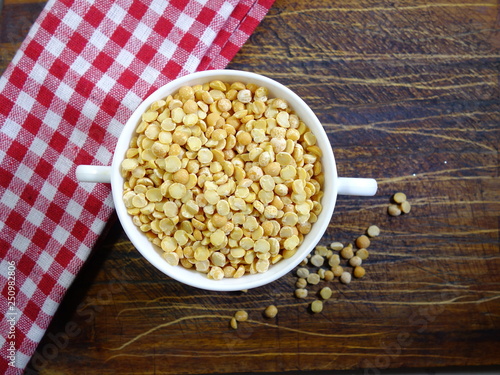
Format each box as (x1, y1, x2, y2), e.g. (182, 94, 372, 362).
(121, 80, 325, 280)
(119, 80, 411, 325)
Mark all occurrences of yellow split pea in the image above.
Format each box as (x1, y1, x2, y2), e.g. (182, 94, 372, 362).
(121, 80, 325, 280)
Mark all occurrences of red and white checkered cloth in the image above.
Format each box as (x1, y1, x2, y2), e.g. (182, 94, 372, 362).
(0, 0, 274, 372)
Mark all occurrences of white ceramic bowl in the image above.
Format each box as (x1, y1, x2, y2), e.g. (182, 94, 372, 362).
(77, 69, 377, 291)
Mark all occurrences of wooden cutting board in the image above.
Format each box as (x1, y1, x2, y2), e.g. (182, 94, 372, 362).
(2, 0, 499, 373)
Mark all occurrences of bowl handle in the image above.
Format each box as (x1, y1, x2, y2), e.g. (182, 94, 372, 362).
(337, 177, 377, 196)
(76, 165, 112, 183)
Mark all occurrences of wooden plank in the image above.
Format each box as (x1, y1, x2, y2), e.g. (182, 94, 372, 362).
(1, 0, 497, 373)
(0, 42, 21, 73)
(3, 0, 47, 5)
(0, 1, 46, 74)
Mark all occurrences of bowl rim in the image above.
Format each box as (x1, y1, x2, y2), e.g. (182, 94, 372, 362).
(110, 69, 338, 291)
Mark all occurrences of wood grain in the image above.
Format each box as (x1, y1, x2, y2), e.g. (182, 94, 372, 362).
(1, 0, 498, 374)
(0, 0, 45, 75)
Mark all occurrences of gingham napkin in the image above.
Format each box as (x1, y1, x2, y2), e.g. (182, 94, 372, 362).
(0, 0, 274, 372)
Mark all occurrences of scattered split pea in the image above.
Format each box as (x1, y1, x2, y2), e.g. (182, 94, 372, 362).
(388, 204, 402, 217)
(356, 248, 369, 260)
(311, 300, 323, 313)
(340, 244, 354, 259)
(329, 242, 344, 251)
(366, 225, 380, 238)
(296, 278, 307, 288)
(319, 287, 332, 300)
(310, 254, 325, 267)
(389, 192, 411, 216)
(354, 266, 366, 278)
(264, 305, 278, 318)
(306, 273, 320, 285)
(234, 310, 248, 322)
(349, 256, 362, 267)
(392, 192, 406, 203)
(340, 271, 352, 284)
(295, 288, 308, 299)
(296, 267, 309, 278)
(400, 200, 411, 214)
(291, 223, 380, 313)
(230, 317, 238, 330)
(355, 235, 370, 249)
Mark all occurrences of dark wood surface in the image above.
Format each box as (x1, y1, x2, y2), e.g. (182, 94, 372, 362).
(2, 0, 499, 374)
